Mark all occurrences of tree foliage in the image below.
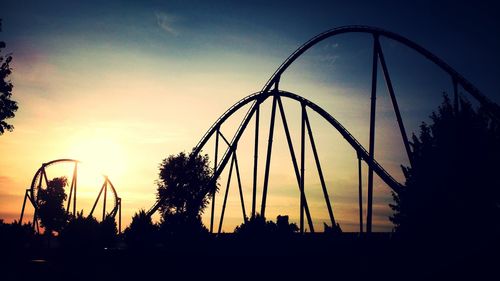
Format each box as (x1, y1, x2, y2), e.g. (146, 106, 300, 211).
(156, 151, 216, 234)
(59, 211, 117, 249)
(124, 210, 158, 248)
(36, 177, 69, 235)
(159, 212, 209, 240)
(323, 222, 342, 234)
(0, 219, 34, 249)
(0, 19, 17, 135)
(390, 96, 500, 242)
(234, 214, 298, 238)
(100, 216, 118, 247)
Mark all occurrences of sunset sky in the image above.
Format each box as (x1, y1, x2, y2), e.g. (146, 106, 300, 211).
(1, 0, 499, 232)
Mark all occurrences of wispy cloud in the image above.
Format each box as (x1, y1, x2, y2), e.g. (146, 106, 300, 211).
(0, 175, 14, 186)
(155, 11, 179, 36)
(319, 54, 339, 65)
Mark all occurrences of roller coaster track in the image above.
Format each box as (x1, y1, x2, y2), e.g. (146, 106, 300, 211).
(148, 26, 497, 233)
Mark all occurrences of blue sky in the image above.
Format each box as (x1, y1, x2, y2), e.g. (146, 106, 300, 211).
(3, 0, 500, 94)
(1, 0, 499, 231)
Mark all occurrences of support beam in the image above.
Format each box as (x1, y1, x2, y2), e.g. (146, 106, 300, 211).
(67, 162, 78, 213)
(260, 95, 278, 218)
(376, 38, 413, 167)
(210, 127, 220, 233)
(33, 209, 39, 232)
(67, 178, 74, 213)
(28, 192, 36, 206)
(251, 105, 259, 219)
(42, 167, 49, 188)
(204, 96, 270, 211)
(358, 154, 364, 233)
(19, 189, 30, 224)
(73, 163, 78, 216)
(276, 96, 314, 232)
(118, 198, 122, 234)
(219, 131, 232, 147)
(366, 35, 378, 233)
(218, 155, 235, 234)
(234, 154, 247, 222)
(304, 109, 336, 227)
(89, 181, 106, 217)
(103, 178, 108, 220)
(38, 172, 43, 190)
(300, 104, 306, 233)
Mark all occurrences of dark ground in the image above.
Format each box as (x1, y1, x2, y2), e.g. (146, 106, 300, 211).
(2, 233, 498, 281)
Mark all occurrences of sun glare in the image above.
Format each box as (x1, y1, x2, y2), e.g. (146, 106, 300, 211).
(67, 137, 127, 179)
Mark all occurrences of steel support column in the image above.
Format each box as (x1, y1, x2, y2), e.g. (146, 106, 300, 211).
(251, 105, 259, 219)
(276, 96, 314, 232)
(234, 154, 247, 221)
(300, 104, 306, 233)
(19, 189, 30, 224)
(218, 155, 235, 234)
(33, 209, 39, 232)
(210, 127, 220, 233)
(103, 178, 107, 220)
(89, 181, 106, 217)
(304, 109, 336, 227)
(376, 38, 413, 167)
(260, 95, 278, 218)
(366, 35, 379, 233)
(118, 198, 122, 234)
(42, 167, 49, 188)
(73, 164, 77, 216)
(358, 154, 364, 233)
(67, 164, 77, 213)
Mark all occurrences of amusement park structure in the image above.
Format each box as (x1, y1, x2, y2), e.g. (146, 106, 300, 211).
(146, 25, 499, 234)
(19, 159, 122, 233)
(18, 26, 497, 235)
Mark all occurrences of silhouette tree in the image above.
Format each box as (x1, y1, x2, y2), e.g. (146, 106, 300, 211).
(234, 214, 276, 238)
(234, 214, 298, 238)
(36, 177, 69, 235)
(156, 151, 215, 237)
(276, 215, 299, 235)
(59, 211, 100, 249)
(123, 210, 158, 248)
(390, 96, 500, 244)
(0, 19, 17, 135)
(159, 212, 209, 240)
(59, 211, 117, 249)
(0, 219, 34, 249)
(100, 216, 118, 248)
(323, 222, 342, 234)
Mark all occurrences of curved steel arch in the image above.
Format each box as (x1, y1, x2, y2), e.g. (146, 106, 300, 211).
(30, 159, 119, 211)
(30, 158, 81, 202)
(261, 25, 500, 119)
(187, 90, 403, 234)
(193, 92, 263, 155)
(148, 89, 403, 227)
(192, 25, 498, 192)
(193, 90, 402, 192)
(21, 159, 122, 233)
(150, 26, 496, 233)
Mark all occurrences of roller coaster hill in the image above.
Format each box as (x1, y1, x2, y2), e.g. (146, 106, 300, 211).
(146, 25, 500, 235)
(17, 26, 500, 237)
